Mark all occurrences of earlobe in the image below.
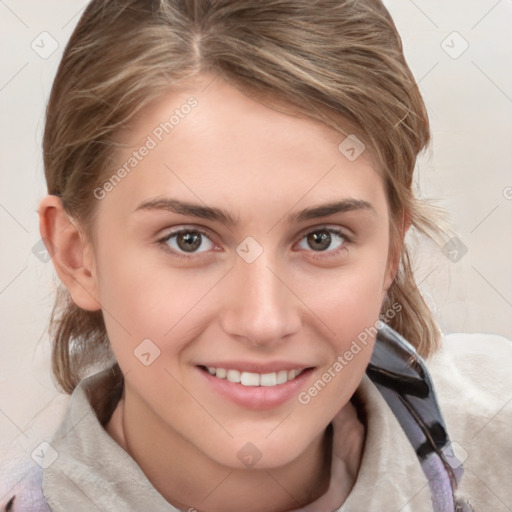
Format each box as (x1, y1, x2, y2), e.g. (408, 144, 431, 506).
(38, 195, 101, 311)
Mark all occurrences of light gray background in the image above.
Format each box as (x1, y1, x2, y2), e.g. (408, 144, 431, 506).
(0, 0, 511, 458)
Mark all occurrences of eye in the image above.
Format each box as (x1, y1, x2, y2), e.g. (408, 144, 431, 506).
(157, 225, 351, 260)
(296, 227, 350, 257)
(157, 228, 215, 258)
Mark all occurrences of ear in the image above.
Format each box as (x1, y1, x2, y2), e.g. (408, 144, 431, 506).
(383, 209, 411, 294)
(38, 195, 101, 311)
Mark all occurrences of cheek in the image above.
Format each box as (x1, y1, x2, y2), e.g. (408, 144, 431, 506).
(297, 250, 389, 341)
(92, 232, 168, 368)
(292, 265, 385, 423)
(93, 236, 219, 370)
(311, 265, 383, 360)
(292, 245, 388, 379)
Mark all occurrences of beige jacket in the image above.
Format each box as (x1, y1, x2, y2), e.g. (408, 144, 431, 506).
(2, 332, 512, 511)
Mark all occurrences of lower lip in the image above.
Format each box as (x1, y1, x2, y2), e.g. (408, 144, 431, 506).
(197, 366, 314, 411)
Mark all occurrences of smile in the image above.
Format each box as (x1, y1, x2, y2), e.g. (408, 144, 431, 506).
(197, 364, 314, 410)
(201, 366, 305, 387)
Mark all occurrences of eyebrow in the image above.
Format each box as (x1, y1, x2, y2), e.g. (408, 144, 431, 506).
(133, 197, 376, 226)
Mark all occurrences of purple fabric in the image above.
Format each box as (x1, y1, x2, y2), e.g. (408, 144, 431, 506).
(0, 458, 49, 511)
(367, 323, 476, 512)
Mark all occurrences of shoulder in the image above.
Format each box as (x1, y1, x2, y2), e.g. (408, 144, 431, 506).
(0, 453, 50, 511)
(427, 332, 512, 510)
(427, 331, 512, 433)
(428, 331, 512, 402)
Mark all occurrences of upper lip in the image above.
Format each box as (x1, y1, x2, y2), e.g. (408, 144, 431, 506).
(197, 361, 314, 374)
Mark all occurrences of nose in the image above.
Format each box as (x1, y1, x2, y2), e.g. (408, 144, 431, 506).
(219, 251, 302, 349)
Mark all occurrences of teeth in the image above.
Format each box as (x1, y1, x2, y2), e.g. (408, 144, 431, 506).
(216, 368, 227, 379)
(205, 366, 305, 387)
(276, 370, 288, 384)
(241, 372, 260, 386)
(226, 369, 241, 383)
(260, 373, 277, 386)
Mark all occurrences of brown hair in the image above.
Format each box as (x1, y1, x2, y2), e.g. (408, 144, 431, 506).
(43, 0, 446, 393)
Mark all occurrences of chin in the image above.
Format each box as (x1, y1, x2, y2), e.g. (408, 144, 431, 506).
(205, 434, 312, 471)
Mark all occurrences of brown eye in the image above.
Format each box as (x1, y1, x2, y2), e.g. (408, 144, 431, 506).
(298, 228, 347, 253)
(159, 228, 215, 257)
(306, 231, 332, 251)
(176, 231, 203, 252)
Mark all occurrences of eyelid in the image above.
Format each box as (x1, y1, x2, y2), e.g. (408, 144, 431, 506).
(295, 223, 353, 242)
(157, 225, 215, 241)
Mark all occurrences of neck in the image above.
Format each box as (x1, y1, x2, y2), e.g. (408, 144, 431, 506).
(106, 386, 364, 512)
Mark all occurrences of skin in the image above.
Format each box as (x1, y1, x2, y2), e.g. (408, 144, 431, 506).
(39, 72, 406, 511)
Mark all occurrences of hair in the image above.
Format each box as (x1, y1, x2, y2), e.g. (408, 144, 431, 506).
(43, 0, 447, 394)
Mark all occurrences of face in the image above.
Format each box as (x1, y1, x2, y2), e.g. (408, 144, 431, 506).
(86, 72, 396, 469)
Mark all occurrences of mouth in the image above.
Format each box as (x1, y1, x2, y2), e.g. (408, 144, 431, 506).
(198, 365, 310, 387)
(196, 364, 315, 410)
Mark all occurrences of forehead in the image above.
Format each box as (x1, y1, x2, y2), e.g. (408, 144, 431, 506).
(101, 73, 387, 222)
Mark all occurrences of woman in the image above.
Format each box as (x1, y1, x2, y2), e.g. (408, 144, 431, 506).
(1, 0, 511, 510)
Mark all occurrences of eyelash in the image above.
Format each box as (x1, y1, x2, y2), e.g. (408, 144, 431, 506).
(156, 226, 353, 260)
